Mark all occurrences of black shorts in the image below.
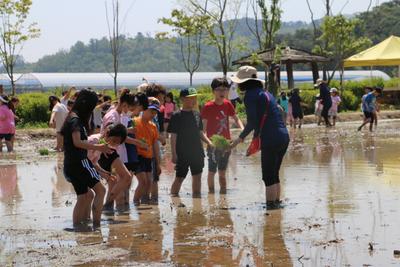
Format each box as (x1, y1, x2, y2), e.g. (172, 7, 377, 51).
(64, 159, 100, 195)
(176, 156, 204, 179)
(0, 134, 14, 141)
(292, 110, 303, 119)
(261, 142, 289, 187)
(125, 162, 140, 173)
(364, 111, 374, 122)
(98, 151, 120, 172)
(137, 156, 152, 173)
(207, 147, 231, 173)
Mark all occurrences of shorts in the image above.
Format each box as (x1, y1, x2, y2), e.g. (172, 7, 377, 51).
(98, 151, 120, 172)
(137, 156, 152, 173)
(176, 156, 204, 179)
(164, 118, 171, 123)
(292, 110, 303, 119)
(0, 134, 14, 141)
(64, 159, 100, 195)
(207, 147, 231, 173)
(125, 162, 140, 173)
(261, 142, 289, 187)
(363, 111, 374, 123)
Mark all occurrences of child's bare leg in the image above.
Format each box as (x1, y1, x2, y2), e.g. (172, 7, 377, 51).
(106, 179, 116, 205)
(73, 194, 88, 227)
(5, 140, 13, 152)
(218, 170, 227, 194)
(106, 160, 132, 204)
(91, 182, 106, 227)
(133, 172, 146, 204)
(192, 173, 202, 198)
(56, 133, 63, 151)
(171, 177, 185, 196)
(298, 119, 302, 129)
(151, 181, 158, 201)
(84, 190, 95, 220)
(141, 172, 152, 202)
(207, 171, 216, 193)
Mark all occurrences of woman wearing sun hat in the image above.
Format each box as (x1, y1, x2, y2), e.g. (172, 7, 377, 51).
(231, 66, 289, 210)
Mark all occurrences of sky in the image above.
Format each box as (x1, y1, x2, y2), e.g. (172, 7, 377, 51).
(22, 0, 389, 62)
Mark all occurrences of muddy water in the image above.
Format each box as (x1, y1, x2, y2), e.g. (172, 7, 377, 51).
(1, 121, 400, 266)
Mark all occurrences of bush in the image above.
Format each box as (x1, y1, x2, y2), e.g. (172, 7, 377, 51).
(298, 89, 319, 115)
(340, 90, 359, 111)
(16, 92, 52, 125)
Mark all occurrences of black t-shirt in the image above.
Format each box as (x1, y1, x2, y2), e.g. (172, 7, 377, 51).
(167, 110, 204, 159)
(61, 115, 88, 165)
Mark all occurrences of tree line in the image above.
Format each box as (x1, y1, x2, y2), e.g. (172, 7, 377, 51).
(2, 0, 400, 95)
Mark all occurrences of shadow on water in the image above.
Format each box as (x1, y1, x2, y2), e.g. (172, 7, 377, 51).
(1, 120, 400, 266)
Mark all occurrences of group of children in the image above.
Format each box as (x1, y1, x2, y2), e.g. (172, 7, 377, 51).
(276, 86, 342, 129)
(59, 77, 243, 229)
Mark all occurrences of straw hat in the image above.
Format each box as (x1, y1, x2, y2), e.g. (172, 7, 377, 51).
(314, 78, 324, 87)
(231, 66, 264, 84)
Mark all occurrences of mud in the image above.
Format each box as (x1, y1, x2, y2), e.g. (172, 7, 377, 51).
(1, 120, 400, 266)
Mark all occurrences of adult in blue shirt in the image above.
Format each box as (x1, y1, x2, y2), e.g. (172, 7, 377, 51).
(316, 79, 332, 127)
(231, 66, 290, 210)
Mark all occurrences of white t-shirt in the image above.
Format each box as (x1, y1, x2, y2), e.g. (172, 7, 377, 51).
(52, 103, 68, 132)
(228, 83, 239, 100)
(101, 107, 128, 163)
(93, 107, 103, 128)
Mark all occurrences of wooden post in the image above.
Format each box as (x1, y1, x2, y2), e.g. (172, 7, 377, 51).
(286, 60, 294, 89)
(311, 62, 319, 84)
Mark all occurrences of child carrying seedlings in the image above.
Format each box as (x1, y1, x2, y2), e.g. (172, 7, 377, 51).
(87, 123, 134, 211)
(132, 98, 161, 205)
(61, 89, 113, 229)
(168, 88, 214, 198)
(201, 77, 244, 194)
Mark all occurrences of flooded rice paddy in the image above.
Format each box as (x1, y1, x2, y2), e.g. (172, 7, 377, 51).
(1, 120, 400, 266)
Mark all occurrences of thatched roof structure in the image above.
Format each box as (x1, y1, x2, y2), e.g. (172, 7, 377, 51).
(232, 47, 330, 65)
(232, 47, 330, 89)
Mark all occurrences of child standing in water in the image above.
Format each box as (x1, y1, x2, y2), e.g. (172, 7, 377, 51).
(0, 96, 15, 152)
(289, 88, 303, 129)
(61, 89, 113, 229)
(329, 88, 341, 126)
(132, 98, 161, 205)
(201, 78, 244, 194)
(169, 88, 213, 198)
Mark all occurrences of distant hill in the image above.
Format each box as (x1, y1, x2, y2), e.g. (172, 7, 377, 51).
(11, 0, 400, 73)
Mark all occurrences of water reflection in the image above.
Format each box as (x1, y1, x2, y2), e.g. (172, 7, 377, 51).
(1, 121, 400, 266)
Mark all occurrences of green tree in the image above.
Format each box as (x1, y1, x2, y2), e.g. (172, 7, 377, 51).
(159, 9, 208, 86)
(185, 0, 243, 77)
(0, 0, 40, 95)
(245, 0, 282, 95)
(315, 15, 372, 87)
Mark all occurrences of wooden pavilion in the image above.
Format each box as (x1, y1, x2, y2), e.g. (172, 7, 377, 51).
(232, 47, 330, 89)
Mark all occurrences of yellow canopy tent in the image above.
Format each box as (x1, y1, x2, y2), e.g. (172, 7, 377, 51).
(344, 35, 400, 67)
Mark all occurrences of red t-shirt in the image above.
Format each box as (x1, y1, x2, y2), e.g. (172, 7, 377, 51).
(201, 99, 236, 139)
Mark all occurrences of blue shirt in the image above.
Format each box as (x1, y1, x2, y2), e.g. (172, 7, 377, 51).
(239, 88, 289, 147)
(125, 119, 139, 163)
(362, 92, 376, 113)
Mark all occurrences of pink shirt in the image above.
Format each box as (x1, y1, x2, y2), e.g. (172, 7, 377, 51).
(100, 107, 128, 163)
(330, 96, 341, 113)
(164, 102, 175, 119)
(87, 134, 101, 164)
(0, 105, 15, 134)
